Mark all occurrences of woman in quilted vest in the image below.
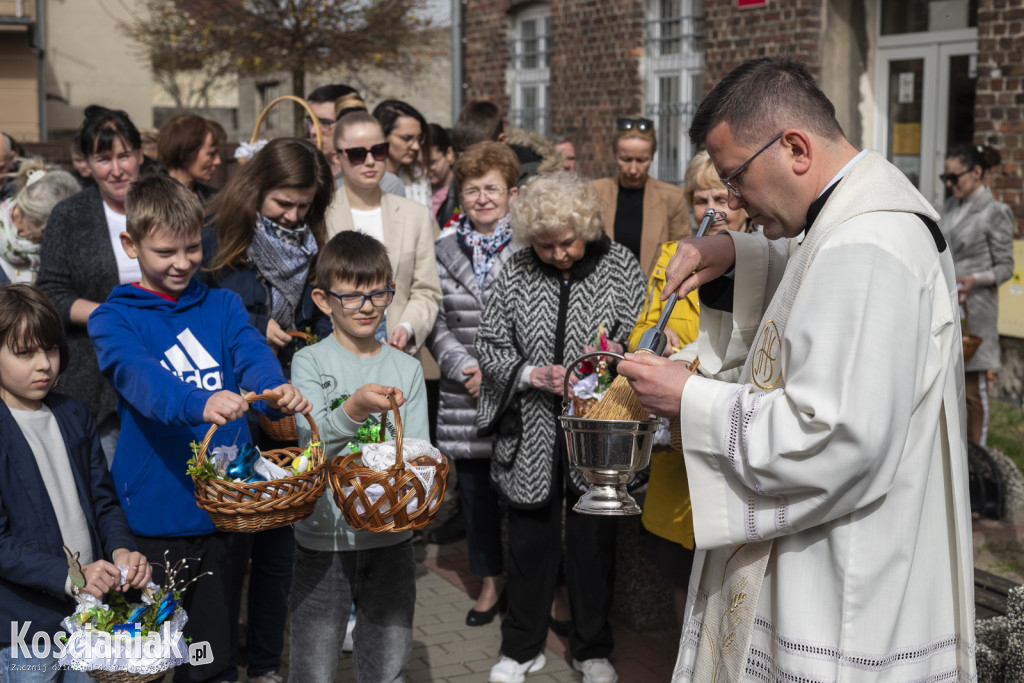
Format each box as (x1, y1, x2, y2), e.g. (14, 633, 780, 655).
(427, 141, 521, 627)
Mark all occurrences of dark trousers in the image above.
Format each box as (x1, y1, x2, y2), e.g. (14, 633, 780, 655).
(245, 525, 295, 677)
(135, 532, 249, 683)
(455, 458, 504, 578)
(501, 461, 617, 663)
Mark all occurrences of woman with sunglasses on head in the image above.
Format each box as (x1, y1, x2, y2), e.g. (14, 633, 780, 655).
(373, 99, 433, 209)
(939, 143, 1014, 447)
(592, 116, 690, 276)
(326, 109, 441, 355)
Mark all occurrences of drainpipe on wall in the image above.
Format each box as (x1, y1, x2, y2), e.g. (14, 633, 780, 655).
(450, 0, 463, 126)
(32, 0, 46, 140)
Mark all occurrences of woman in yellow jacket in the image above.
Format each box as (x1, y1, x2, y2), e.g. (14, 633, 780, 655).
(628, 151, 753, 623)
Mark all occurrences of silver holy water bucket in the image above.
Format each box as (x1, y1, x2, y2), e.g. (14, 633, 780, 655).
(558, 351, 659, 515)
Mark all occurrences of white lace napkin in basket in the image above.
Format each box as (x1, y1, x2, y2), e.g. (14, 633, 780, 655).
(343, 438, 442, 516)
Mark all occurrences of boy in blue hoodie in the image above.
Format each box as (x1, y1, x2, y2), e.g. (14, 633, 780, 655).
(88, 174, 309, 683)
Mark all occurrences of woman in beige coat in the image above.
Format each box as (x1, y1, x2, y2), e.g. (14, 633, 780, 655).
(325, 110, 441, 354)
(592, 117, 690, 276)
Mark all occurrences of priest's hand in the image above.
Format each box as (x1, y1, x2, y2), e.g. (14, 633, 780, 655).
(663, 233, 737, 300)
(616, 352, 693, 418)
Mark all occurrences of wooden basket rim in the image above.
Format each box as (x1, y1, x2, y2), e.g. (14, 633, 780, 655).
(250, 95, 322, 151)
(195, 391, 324, 475)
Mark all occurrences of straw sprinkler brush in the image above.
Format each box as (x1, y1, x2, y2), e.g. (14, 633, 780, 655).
(585, 208, 723, 421)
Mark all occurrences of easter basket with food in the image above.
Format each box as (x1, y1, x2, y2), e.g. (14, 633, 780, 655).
(188, 392, 327, 532)
(571, 325, 614, 417)
(329, 393, 449, 532)
(58, 550, 207, 683)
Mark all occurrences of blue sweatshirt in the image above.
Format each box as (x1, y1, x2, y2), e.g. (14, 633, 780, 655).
(88, 279, 287, 537)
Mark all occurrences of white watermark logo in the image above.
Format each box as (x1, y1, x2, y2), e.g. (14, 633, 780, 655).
(9, 622, 193, 663)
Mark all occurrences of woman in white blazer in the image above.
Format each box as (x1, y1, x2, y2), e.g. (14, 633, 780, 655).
(325, 110, 441, 354)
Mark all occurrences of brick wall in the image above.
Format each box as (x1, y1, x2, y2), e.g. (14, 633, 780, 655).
(701, 0, 823, 95)
(460, 0, 645, 179)
(461, 1, 511, 118)
(548, 0, 645, 179)
(975, 0, 1024, 237)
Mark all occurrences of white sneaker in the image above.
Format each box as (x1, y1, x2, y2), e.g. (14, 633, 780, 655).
(573, 658, 618, 683)
(488, 653, 546, 683)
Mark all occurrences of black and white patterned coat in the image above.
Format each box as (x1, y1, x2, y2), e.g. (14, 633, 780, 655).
(475, 237, 645, 508)
(427, 231, 521, 459)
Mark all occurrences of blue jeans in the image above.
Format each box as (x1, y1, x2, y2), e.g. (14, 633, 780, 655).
(0, 645, 91, 682)
(288, 539, 415, 683)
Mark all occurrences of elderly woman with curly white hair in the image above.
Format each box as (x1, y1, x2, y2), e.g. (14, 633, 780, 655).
(475, 172, 645, 683)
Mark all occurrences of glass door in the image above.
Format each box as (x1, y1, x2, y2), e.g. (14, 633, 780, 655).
(875, 37, 976, 208)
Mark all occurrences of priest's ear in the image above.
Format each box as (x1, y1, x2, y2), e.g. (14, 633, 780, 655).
(780, 129, 813, 176)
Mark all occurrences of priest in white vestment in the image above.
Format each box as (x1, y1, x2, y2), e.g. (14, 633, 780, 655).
(618, 57, 976, 683)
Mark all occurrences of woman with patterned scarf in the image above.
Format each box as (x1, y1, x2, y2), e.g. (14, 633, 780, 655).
(198, 136, 334, 683)
(427, 141, 520, 628)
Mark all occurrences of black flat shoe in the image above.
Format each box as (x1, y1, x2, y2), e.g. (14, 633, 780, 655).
(466, 590, 507, 626)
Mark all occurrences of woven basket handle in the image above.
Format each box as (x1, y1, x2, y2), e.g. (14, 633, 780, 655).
(251, 95, 323, 150)
(270, 330, 312, 358)
(375, 392, 404, 471)
(196, 391, 321, 466)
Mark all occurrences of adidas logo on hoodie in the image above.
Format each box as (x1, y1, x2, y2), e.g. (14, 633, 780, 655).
(160, 329, 224, 391)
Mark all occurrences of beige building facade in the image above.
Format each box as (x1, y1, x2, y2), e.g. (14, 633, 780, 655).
(0, 0, 152, 142)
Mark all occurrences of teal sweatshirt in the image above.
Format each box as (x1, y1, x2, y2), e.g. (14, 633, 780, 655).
(292, 335, 427, 551)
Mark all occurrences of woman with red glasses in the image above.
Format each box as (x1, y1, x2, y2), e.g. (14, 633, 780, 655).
(592, 116, 690, 276)
(325, 109, 441, 355)
(939, 143, 1014, 446)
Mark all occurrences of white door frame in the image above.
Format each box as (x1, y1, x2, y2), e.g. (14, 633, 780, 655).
(874, 29, 976, 209)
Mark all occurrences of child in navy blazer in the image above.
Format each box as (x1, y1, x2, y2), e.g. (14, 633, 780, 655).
(0, 283, 150, 681)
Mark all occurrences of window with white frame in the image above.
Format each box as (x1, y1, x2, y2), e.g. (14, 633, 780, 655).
(645, 0, 703, 185)
(507, 5, 551, 138)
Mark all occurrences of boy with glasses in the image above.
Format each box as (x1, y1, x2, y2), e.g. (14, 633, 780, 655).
(289, 230, 428, 683)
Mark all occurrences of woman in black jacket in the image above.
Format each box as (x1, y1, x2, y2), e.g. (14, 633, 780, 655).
(36, 105, 145, 463)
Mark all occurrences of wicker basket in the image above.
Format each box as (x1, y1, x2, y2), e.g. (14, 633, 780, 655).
(240, 95, 323, 163)
(962, 302, 983, 362)
(329, 393, 449, 532)
(258, 331, 312, 443)
(572, 396, 598, 416)
(88, 671, 166, 683)
(192, 392, 327, 532)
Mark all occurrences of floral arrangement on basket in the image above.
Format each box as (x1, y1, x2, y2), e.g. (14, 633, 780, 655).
(188, 392, 327, 533)
(58, 551, 208, 682)
(328, 393, 449, 533)
(572, 325, 613, 416)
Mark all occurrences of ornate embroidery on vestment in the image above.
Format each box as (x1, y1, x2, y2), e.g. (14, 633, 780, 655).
(752, 320, 782, 389)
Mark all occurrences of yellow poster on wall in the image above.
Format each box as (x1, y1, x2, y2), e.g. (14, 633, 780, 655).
(998, 240, 1024, 338)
